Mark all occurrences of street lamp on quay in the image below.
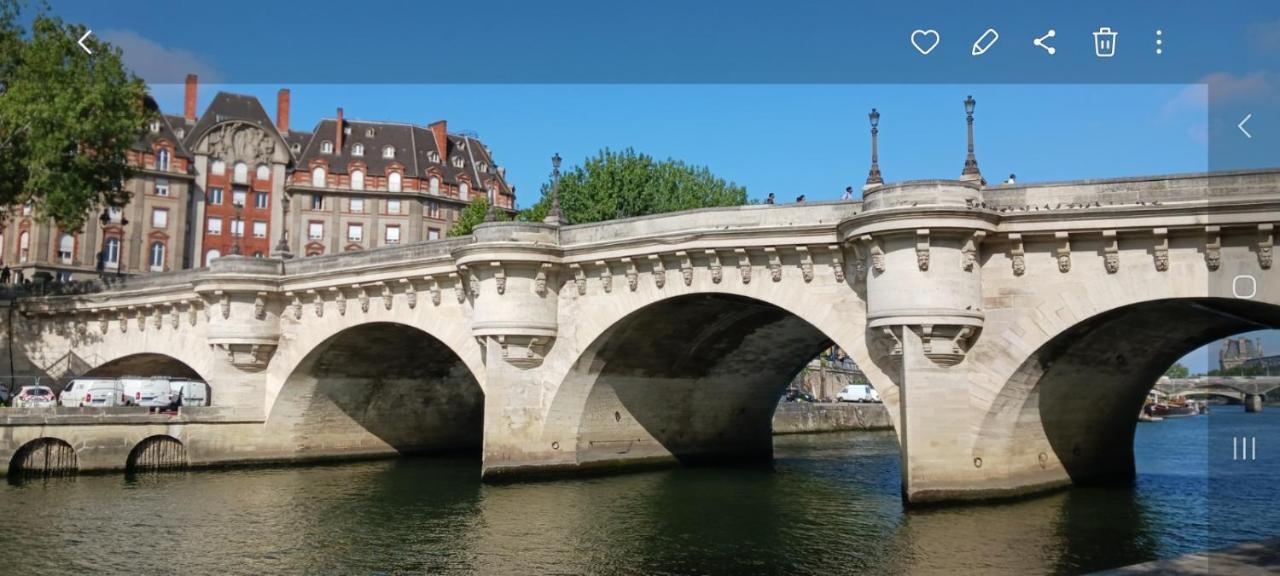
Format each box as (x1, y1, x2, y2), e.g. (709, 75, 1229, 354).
(960, 95, 982, 182)
(864, 107, 883, 190)
(543, 152, 565, 226)
(231, 201, 244, 256)
(98, 206, 127, 280)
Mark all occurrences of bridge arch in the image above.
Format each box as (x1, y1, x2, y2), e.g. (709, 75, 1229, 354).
(126, 435, 188, 473)
(976, 297, 1280, 486)
(547, 289, 898, 469)
(266, 321, 484, 458)
(8, 437, 77, 479)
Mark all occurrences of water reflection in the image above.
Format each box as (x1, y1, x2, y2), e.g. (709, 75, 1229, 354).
(0, 410, 1272, 575)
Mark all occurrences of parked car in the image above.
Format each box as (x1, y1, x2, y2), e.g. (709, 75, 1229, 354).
(12, 385, 56, 408)
(61, 378, 129, 407)
(837, 384, 880, 403)
(121, 376, 173, 407)
(784, 389, 817, 403)
(168, 379, 210, 407)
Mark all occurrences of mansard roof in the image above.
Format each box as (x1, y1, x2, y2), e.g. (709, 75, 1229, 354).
(297, 118, 511, 193)
(183, 92, 281, 150)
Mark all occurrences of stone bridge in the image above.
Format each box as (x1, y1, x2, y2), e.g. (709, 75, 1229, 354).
(3, 168, 1278, 504)
(1155, 376, 1280, 410)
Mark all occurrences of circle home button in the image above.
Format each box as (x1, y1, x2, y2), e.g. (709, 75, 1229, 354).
(1232, 275, 1258, 299)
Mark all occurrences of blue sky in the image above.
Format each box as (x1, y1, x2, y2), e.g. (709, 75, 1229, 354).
(37, 0, 1280, 373)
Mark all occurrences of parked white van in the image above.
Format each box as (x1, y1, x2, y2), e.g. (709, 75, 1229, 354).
(168, 379, 210, 407)
(61, 378, 129, 407)
(836, 384, 880, 403)
(121, 377, 173, 407)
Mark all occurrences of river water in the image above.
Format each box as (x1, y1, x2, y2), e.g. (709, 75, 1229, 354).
(0, 406, 1275, 575)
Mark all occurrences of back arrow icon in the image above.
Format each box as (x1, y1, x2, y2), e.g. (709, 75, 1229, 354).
(1239, 114, 1253, 139)
(78, 30, 92, 55)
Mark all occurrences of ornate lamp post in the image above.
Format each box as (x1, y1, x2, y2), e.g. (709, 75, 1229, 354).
(864, 107, 884, 190)
(960, 95, 982, 182)
(543, 152, 565, 226)
(231, 201, 244, 256)
(483, 183, 499, 223)
(274, 194, 293, 259)
(98, 206, 128, 280)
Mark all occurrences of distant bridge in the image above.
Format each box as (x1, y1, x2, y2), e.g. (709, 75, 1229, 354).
(1155, 377, 1280, 409)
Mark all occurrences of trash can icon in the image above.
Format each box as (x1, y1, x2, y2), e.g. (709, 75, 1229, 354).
(1093, 27, 1118, 57)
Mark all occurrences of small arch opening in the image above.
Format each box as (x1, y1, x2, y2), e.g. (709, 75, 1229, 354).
(126, 435, 188, 474)
(9, 438, 77, 481)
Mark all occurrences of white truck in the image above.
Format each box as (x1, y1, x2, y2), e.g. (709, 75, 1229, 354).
(121, 376, 174, 407)
(836, 384, 880, 403)
(61, 378, 129, 407)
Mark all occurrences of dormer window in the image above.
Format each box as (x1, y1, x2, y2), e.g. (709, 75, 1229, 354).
(459, 181, 469, 201)
(350, 169, 365, 191)
(428, 151, 440, 163)
(352, 144, 364, 157)
(452, 157, 464, 168)
(388, 171, 402, 192)
(149, 120, 161, 133)
(291, 143, 301, 153)
(382, 146, 395, 159)
(156, 148, 170, 171)
(365, 128, 376, 137)
(321, 141, 334, 154)
(343, 127, 352, 135)
(175, 128, 185, 139)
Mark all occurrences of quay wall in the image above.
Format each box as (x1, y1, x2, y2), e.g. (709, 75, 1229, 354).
(772, 402, 892, 434)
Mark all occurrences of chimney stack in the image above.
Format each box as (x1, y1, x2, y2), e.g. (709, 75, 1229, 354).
(335, 107, 344, 152)
(429, 120, 448, 160)
(183, 74, 198, 122)
(276, 89, 290, 134)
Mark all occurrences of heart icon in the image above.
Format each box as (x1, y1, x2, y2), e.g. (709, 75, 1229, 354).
(911, 29, 940, 55)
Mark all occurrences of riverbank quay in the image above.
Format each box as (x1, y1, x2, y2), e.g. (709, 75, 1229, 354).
(772, 402, 891, 434)
(1090, 537, 1280, 575)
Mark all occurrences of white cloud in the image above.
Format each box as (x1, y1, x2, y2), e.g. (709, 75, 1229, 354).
(98, 29, 222, 85)
(1249, 19, 1280, 55)
(1200, 71, 1273, 103)
(1162, 71, 1272, 118)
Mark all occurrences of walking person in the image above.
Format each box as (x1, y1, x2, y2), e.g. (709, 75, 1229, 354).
(0, 265, 9, 285)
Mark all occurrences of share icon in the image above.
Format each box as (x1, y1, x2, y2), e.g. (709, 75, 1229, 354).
(1034, 29, 1057, 55)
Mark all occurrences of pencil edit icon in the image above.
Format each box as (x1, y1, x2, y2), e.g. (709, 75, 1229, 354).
(972, 28, 999, 56)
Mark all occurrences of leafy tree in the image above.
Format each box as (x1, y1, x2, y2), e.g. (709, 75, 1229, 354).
(449, 197, 507, 237)
(1163, 363, 1190, 379)
(0, 1, 150, 230)
(519, 148, 748, 225)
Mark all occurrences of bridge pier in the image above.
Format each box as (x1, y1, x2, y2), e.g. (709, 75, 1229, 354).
(1245, 394, 1264, 413)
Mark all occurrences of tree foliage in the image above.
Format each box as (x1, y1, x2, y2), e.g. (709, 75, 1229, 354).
(449, 196, 507, 237)
(0, 1, 150, 230)
(519, 148, 748, 225)
(1163, 362, 1190, 379)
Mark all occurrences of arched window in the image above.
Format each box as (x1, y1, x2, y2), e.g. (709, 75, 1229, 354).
(382, 146, 395, 159)
(18, 231, 29, 263)
(352, 144, 364, 157)
(429, 176, 440, 195)
(459, 181, 469, 201)
(388, 172, 401, 192)
(104, 237, 120, 268)
(156, 148, 170, 171)
(58, 233, 74, 264)
(256, 164, 270, 181)
(149, 241, 165, 271)
(350, 169, 365, 191)
(211, 159, 226, 175)
(311, 167, 326, 187)
(205, 249, 221, 266)
(233, 162, 249, 184)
